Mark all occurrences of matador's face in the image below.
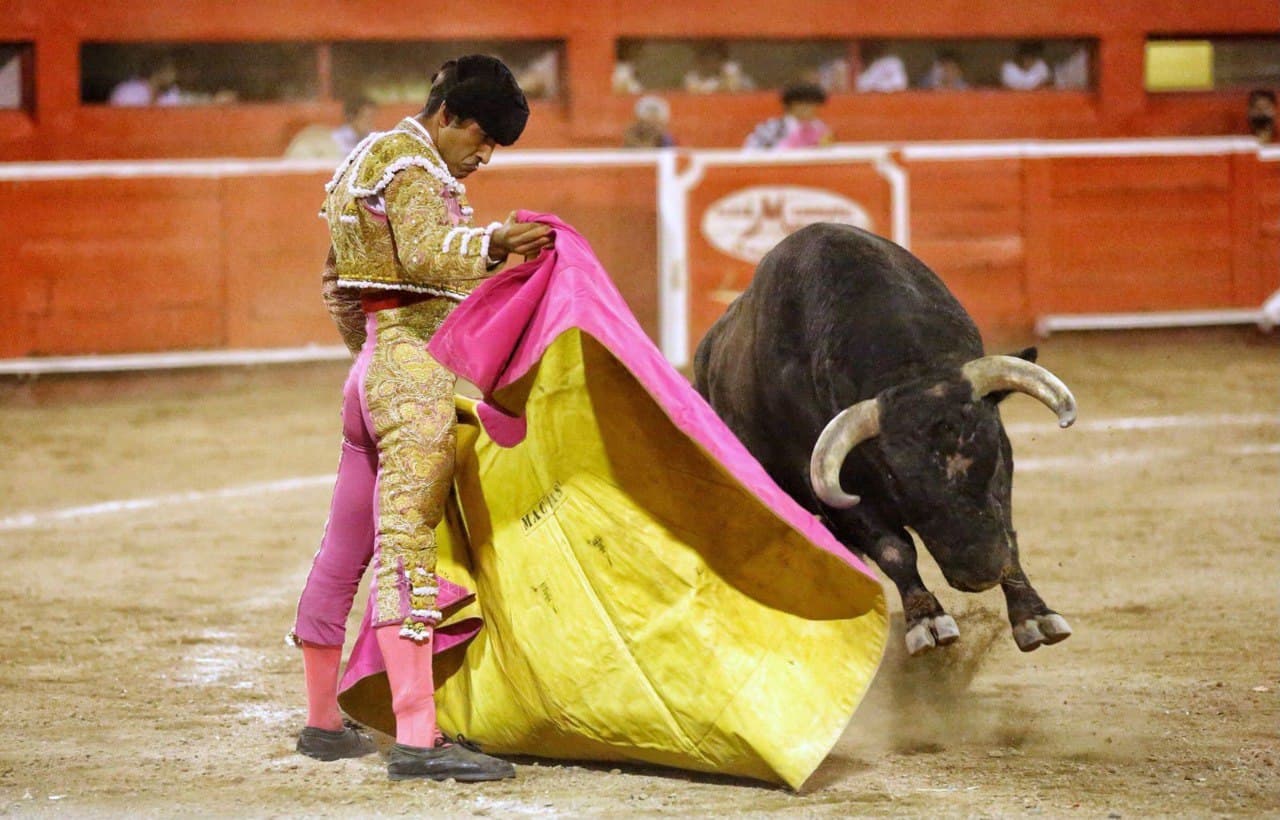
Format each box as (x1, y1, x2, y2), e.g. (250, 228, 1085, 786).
(436, 112, 497, 179)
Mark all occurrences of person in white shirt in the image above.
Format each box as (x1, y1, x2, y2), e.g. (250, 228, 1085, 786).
(921, 50, 969, 91)
(1001, 42, 1051, 90)
(332, 97, 377, 155)
(855, 43, 908, 93)
(109, 60, 181, 106)
(0, 50, 21, 109)
(285, 97, 377, 160)
(683, 45, 755, 94)
(517, 48, 559, 99)
(612, 60, 643, 94)
(1053, 46, 1090, 90)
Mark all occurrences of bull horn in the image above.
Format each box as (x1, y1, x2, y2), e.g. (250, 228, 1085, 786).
(809, 398, 881, 509)
(961, 355, 1077, 428)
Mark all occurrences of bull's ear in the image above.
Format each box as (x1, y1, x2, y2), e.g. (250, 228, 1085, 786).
(982, 347, 1039, 404)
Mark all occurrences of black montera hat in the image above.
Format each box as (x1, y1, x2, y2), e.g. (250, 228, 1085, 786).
(440, 54, 530, 146)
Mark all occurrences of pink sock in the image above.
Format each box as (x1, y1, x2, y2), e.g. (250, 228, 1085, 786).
(375, 624, 442, 748)
(301, 642, 345, 731)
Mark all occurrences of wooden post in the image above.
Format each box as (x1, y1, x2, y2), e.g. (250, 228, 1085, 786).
(316, 42, 332, 103)
(1020, 156, 1054, 322)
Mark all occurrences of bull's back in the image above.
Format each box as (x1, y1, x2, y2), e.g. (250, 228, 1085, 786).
(694, 288, 769, 430)
(758, 224, 971, 321)
(694, 223, 984, 473)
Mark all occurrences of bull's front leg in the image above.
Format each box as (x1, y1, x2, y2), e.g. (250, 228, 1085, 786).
(1000, 564, 1072, 652)
(856, 528, 960, 656)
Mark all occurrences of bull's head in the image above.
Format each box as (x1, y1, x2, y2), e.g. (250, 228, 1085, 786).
(809, 354, 1076, 591)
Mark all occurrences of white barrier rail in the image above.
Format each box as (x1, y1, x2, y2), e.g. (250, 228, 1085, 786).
(1035, 309, 1271, 337)
(0, 346, 352, 376)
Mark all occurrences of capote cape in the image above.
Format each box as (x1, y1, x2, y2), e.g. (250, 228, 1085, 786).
(337, 212, 887, 788)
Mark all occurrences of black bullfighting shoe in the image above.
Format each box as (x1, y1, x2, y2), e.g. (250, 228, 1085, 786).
(296, 721, 377, 761)
(386, 736, 516, 782)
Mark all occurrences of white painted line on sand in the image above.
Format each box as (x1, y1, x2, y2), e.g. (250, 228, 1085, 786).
(0, 474, 333, 532)
(175, 627, 303, 727)
(1, 413, 1272, 532)
(1006, 412, 1280, 436)
(469, 795, 562, 817)
(1017, 442, 1277, 472)
(1227, 442, 1280, 456)
(1016, 449, 1173, 472)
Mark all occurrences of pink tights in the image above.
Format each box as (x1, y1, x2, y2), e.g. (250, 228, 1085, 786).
(375, 625, 442, 748)
(302, 628, 441, 748)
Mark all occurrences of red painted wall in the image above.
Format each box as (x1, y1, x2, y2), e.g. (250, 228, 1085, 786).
(0, 1, 1276, 158)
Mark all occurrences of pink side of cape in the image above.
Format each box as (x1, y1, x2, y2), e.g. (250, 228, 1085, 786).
(339, 211, 875, 693)
(429, 211, 874, 579)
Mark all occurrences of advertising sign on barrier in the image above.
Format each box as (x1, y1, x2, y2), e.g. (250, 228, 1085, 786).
(700, 185, 873, 265)
(682, 159, 900, 361)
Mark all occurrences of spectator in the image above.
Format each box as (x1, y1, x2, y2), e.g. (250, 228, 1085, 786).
(613, 62, 643, 95)
(285, 97, 378, 159)
(109, 59, 182, 106)
(719, 59, 754, 92)
(813, 56, 852, 94)
(855, 43, 908, 93)
(613, 41, 644, 94)
(1247, 89, 1275, 143)
(623, 95, 675, 147)
(0, 48, 19, 109)
(1001, 42, 1051, 90)
(684, 44, 755, 94)
(332, 96, 377, 154)
(744, 83, 832, 151)
(1053, 46, 1090, 90)
(517, 48, 560, 100)
(921, 50, 969, 90)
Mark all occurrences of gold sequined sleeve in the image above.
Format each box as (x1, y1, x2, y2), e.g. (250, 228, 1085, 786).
(384, 166, 495, 291)
(321, 246, 367, 355)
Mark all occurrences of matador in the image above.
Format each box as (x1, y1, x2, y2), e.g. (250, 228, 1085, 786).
(287, 55, 553, 782)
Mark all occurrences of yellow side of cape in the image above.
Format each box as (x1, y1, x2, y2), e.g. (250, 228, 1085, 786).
(340, 330, 886, 788)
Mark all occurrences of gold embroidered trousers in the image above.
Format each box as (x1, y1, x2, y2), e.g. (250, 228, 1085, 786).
(294, 298, 457, 645)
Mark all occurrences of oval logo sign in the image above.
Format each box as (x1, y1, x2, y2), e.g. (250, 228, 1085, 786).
(701, 186, 873, 264)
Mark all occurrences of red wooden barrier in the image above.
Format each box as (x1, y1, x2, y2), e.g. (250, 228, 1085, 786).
(1, 143, 1276, 361)
(0, 162, 659, 357)
(909, 159, 1028, 331)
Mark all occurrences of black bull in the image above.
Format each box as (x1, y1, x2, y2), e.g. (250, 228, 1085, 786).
(694, 223, 1078, 655)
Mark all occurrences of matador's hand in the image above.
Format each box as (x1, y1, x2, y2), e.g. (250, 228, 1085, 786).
(489, 212, 555, 262)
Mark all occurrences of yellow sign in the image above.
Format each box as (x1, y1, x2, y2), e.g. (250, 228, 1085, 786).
(1145, 40, 1214, 91)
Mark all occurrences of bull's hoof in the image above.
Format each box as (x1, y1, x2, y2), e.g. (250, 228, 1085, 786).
(906, 615, 960, 655)
(932, 614, 960, 645)
(1012, 619, 1046, 652)
(1037, 613, 1072, 644)
(1012, 614, 1072, 652)
(905, 622, 936, 655)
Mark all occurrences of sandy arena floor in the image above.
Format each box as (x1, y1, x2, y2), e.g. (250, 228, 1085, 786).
(0, 328, 1276, 818)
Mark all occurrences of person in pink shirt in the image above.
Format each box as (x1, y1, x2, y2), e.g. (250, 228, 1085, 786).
(743, 84, 833, 151)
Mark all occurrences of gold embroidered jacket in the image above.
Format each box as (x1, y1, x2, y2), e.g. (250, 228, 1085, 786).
(320, 117, 500, 353)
